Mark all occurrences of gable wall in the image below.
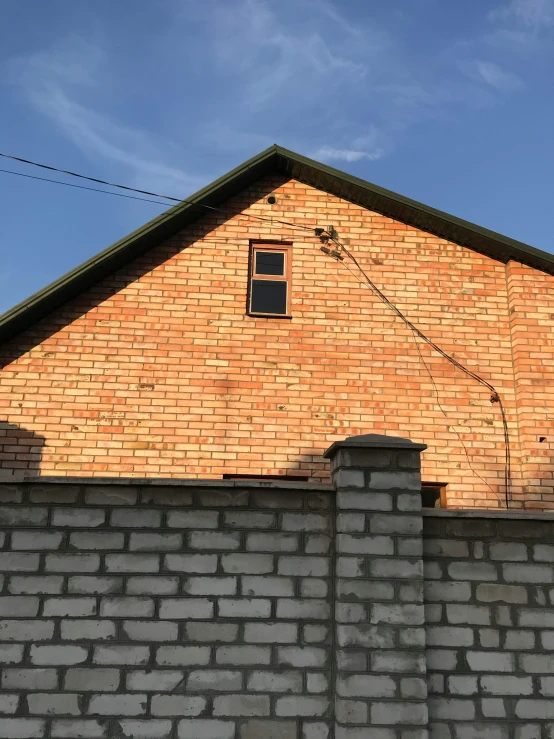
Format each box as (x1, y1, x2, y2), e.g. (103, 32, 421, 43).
(1, 175, 553, 508)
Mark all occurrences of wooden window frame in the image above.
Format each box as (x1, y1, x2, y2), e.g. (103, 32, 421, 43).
(421, 481, 448, 508)
(247, 242, 292, 318)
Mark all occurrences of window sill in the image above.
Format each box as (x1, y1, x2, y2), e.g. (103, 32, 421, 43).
(247, 313, 293, 319)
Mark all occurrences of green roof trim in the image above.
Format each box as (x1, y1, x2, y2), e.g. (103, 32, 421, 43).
(1, 144, 553, 345)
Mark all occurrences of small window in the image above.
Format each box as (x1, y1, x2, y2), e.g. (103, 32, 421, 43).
(421, 483, 447, 508)
(248, 243, 291, 317)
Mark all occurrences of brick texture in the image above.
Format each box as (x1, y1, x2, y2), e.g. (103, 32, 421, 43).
(423, 512, 554, 739)
(1, 176, 553, 508)
(1, 440, 554, 737)
(0, 480, 333, 739)
(506, 261, 554, 508)
(330, 438, 428, 738)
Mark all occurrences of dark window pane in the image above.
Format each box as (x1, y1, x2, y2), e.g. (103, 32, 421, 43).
(250, 280, 288, 315)
(421, 486, 441, 508)
(255, 251, 285, 276)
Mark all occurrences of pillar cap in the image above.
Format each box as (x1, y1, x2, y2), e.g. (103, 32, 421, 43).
(323, 433, 427, 459)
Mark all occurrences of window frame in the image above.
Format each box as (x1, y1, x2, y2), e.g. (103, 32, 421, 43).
(421, 482, 448, 508)
(247, 242, 292, 318)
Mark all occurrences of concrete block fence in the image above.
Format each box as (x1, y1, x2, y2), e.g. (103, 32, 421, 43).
(423, 510, 554, 739)
(0, 434, 553, 738)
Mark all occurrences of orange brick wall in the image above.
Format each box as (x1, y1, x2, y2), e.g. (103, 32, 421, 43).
(1, 175, 553, 508)
(506, 261, 554, 507)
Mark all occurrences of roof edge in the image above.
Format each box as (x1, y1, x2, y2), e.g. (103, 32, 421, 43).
(2, 143, 554, 345)
(0, 146, 280, 344)
(272, 145, 554, 275)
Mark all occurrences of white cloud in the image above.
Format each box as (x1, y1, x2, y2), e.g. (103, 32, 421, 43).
(203, 0, 368, 112)
(8, 0, 550, 189)
(187, 0, 537, 160)
(304, 0, 365, 38)
(486, 0, 554, 53)
(462, 60, 523, 91)
(315, 146, 384, 163)
(490, 0, 554, 28)
(314, 127, 388, 163)
(167, 0, 389, 164)
(28, 88, 195, 193)
(10, 36, 198, 196)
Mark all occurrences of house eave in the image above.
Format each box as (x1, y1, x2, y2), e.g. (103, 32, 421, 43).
(1, 144, 553, 346)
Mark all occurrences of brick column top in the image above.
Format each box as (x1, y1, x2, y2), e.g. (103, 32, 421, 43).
(324, 434, 427, 458)
(324, 434, 428, 491)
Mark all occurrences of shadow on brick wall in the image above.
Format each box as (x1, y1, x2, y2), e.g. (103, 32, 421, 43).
(0, 421, 45, 479)
(0, 175, 290, 367)
(221, 450, 332, 484)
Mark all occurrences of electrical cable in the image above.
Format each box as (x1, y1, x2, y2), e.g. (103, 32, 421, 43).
(340, 258, 503, 502)
(0, 151, 315, 234)
(0, 151, 185, 202)
(0, 167, 175, 206)
(325, 233, 511, 508)
(0, 150, 512, 503)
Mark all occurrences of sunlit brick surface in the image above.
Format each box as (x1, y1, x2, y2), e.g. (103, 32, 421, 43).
(1, 175, 553, 508)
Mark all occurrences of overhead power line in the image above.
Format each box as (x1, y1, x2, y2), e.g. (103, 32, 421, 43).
(0, 150, 511, 503)
(0, 151, 315, 233)
(0, 152, 183, 202)
(0, 168, 174, 206)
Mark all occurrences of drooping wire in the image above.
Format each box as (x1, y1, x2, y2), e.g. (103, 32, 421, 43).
(326, 234, 511, 508)
(0, 152, 315, 234)
(0, 167, 175, 206)
(340, 257, 503, 503)
(0, 151, 185, 202)
(1, 150, 512, 503)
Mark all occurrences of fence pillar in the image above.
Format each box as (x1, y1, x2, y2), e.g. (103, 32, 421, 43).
(325, 433, 429, 739)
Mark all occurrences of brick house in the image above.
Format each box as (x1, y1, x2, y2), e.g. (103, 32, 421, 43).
(1, 145, 554, 510)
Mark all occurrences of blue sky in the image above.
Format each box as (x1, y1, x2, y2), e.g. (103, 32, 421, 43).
(1, 0, 553, 313)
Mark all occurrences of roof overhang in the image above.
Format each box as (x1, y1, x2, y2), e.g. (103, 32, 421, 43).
(1, 144, 553, 345)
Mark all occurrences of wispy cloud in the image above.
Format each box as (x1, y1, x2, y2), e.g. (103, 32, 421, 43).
(7, 0, 551, 185)
(304, 0, 364, 38)
(315, 146, 384, 163)
(490, 0, 554, 28)
(175, 0, 538, 161)
(201, 0, 369, 112)
(10, 36, 198, 196)
(173, 0, 386, 157)
(485, 0, 554, 52)
(315, 128, 387, 163)
(462, 60, 523, 91)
